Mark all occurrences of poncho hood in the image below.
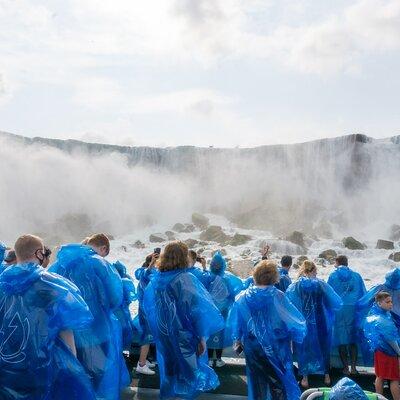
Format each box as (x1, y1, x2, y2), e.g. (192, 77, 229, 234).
(0, 262, 43, 294)
(336, 266, 352, 282)
(56, 244, 95, 266)
(298, 276, 320, 292)
(210, 251, 227, 275)
(245, 285, 276, 310)
(329, 377, 368, 399)
(385, 268, 400, 290)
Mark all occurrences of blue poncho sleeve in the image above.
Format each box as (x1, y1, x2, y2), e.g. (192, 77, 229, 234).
(329, 377, 368, 400)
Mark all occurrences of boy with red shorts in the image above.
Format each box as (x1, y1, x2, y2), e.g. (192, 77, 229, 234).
(364, 291, 400, 399)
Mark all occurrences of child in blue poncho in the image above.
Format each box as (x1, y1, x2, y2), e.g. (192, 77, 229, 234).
(0, 234, 95, 400)
(112, 260, 137, 351)
(49, 234, 129, 400)
(143, 241, 224, 400)
(364, 291, 400, 399)
(203, 251, 243, 367)
(228, 260, 306, 400)
(286, 260, 343, 389)
(327, 255, 366, 375)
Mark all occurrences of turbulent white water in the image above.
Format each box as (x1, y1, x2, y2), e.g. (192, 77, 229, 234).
(107, 213, 400, 290)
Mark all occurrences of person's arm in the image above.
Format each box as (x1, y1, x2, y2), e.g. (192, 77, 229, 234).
(59, 329, 77, 357)
(388, 340, 400, 356)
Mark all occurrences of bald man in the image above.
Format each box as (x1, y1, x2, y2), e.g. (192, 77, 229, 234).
(0, 234, 95, 399)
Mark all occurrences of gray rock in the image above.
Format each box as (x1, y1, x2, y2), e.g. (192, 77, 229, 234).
(390, 224, 400, 241)
(165, 231, 176, 240)
(319, 249, 337, 262)
(191, 213, 209, 229)
(182, 224, 196, 233)
(376, 239, 394, 250)
(285, 231, 306, 248)
(172, 223, 185, 233)
(184, 238, 199, 248)
(131, 240, 145, 249)
(342, 236, 366, 250)
(149, 233, 168, 243)
(199, 225, 231, 244)
(228, 233, 252, 246)
(389, 252, 400, 262)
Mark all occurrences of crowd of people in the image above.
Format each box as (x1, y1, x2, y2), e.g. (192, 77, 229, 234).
(0, 235, 400, 400)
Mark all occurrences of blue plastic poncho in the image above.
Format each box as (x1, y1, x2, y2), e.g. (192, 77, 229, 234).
(243, 276, 254, 289)
(49, 244, 129, 400)
(133, 265, 156, 345)
(203, 252, 243, 349)
(143, 269, 224, 400)
(228, 286, 306, 400)
(286, 277, 343, 375)
(329, 377, 368, 400)
(0, 262, 95, 400)
(112, 261, 137, 351)
(186, 266, 207, 286)
(327, 266, 366, 346)
(363, 303, 400, 356)
(276, 267, 292, 292)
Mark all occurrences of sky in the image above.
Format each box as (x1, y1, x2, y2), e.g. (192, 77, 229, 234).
(0, 0, 399, 148)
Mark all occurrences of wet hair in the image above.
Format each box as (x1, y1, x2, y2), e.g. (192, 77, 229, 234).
(14, 234, 43, 262)
(281, 255, 292, 268)
(86, 233, 110, 254)
(335, 255, 348, 266)
(158, 241, 189, 272)
(298, 260, 317, 278)
(375, 291, 391, 303)
(253, 260, 279, 286)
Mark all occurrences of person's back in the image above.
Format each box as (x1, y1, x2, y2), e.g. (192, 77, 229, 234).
(49, 241, 127, 400)
(0, 235, 95, 400)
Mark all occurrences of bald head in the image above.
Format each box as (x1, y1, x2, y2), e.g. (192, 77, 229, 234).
(14, 234, 44, 263)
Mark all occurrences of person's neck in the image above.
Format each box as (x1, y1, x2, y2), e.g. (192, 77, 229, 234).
(17, 257, 38, 265)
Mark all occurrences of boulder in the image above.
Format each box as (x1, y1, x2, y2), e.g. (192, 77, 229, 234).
(184, 238, 199, 248)
(376, 239, 394, 250)
(131, 240, 145, 249)
(389, 252, 400, 262)
(149, 233, 168, 243)
(229, 259, 254, 278)
(319, 249, 337, 263)
(165, 231, 176, 240)
(390, 224, 400, 241)
(172, 223, 185, 233)
(285, 231, 306, 248)
(228, 233, 252, 246)
(199, 225, 231, 244)
(342, 236, 366, 250)
(191, 213, 209, 229)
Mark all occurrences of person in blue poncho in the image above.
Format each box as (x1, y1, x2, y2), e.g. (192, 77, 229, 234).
(0, 234, 95, 400)
(49, 233, 129, 400)
(276, 255, 292, 292)
(327, 255, 366, 375)
(143, 241, 224, 400)
(112, 260, 137, 351)
(134, 252, 158, 375)
(187, 249, 207, 285)
(363, 291, 400, 399)
(286, 260, 343, 389)
(228, 260, 306, 400)
(329, 377, 368, 400)
(203, 251, 243, 367)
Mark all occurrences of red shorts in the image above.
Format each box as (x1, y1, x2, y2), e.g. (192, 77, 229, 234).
(374, 350, 400, 380)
